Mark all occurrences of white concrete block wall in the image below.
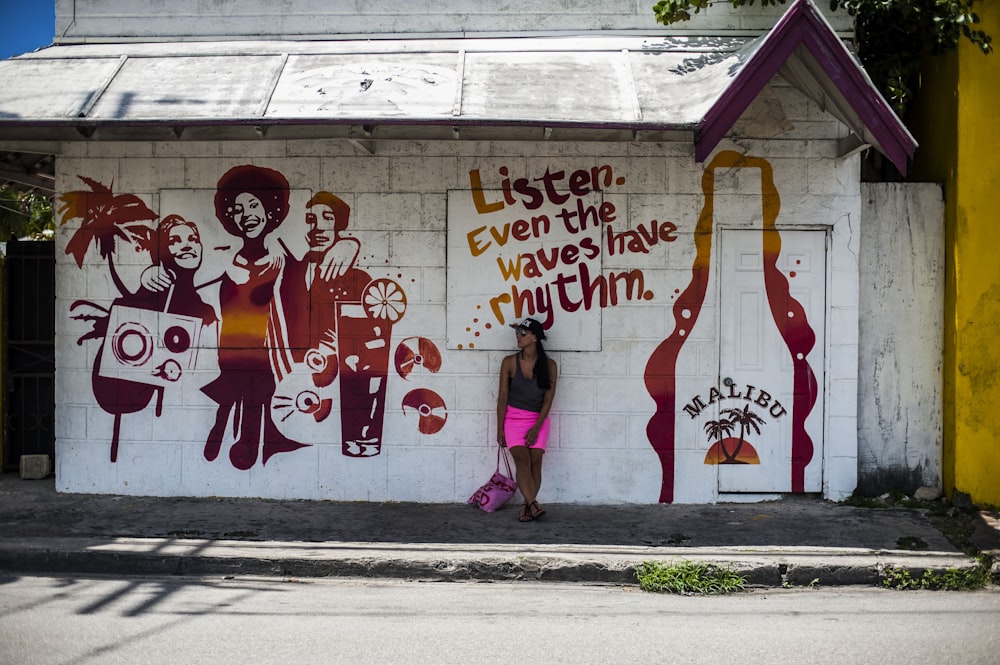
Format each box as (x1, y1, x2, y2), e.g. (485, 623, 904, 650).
(55, 0, 852, 42)
(857, 183, 944, 494)
(54, 80, 861, 503)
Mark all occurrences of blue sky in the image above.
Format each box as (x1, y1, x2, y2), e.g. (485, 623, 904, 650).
(0, 0, 57, 59)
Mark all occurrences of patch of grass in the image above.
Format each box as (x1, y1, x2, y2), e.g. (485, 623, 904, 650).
(882, 557, 994, 591)
(843, 492, 998, 585)
(927, 510, 979, 556)
(636, 560, 746, 595)
(781, 577, 820, 589)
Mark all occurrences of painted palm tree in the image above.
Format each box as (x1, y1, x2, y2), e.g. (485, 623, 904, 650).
(720, 404, 765, 464)
(58, 175, 158, 294)
(703, 417, 735, 444)
(703, 417, 735, 464)
(58, 176, 159, 463)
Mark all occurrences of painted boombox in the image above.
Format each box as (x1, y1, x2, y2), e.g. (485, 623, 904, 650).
(98, 305, 202, 388)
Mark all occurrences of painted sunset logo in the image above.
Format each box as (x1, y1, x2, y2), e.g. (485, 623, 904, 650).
(682, 383, 788, 465)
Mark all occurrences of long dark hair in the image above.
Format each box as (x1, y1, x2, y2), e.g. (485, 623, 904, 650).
(534, 340, 552, 390)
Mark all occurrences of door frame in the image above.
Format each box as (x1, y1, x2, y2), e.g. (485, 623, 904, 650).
(713, 225, 831, 497)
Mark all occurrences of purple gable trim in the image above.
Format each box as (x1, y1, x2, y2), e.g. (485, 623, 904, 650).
(694, 0, 916, 175)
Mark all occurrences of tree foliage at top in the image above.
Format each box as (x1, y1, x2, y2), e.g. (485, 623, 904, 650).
(0, 185, 53, 242)
(652, 0, 993, 118)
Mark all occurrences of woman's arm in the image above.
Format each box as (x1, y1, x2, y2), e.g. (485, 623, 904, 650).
(496, 355, 514, 447)
(526, 359, 558, 444)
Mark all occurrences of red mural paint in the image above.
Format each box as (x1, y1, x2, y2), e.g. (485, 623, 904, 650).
(395, 336, 443, 379)
(401, 388, 448, 434)
(701, 402, 766, 465)
(755, 159, 817, 492)
(64, 170, 443, 470)
(335, 274, 406, 457)
(271, 191, 408, 458)
(643, 164, 716, 504)
(61, 178, 226, 462)
(644, 152, 818, 502)
(704, 438, 761, 465)
(760, 231, 817, 492)
(200, 165, 308, 469)
(272, 269, 412, 457)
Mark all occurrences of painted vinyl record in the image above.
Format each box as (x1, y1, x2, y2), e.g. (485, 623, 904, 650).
(394, 336, 443, 379)
(401, 388, 448, 434)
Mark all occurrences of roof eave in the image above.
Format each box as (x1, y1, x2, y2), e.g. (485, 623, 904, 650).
(0, 117, 698, 143)
(694, 0, 917, 175)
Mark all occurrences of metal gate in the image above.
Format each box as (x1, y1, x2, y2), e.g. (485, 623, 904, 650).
(2, 239, 55, 471)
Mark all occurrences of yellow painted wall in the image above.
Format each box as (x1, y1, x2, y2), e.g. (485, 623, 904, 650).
(910, 6, 1000, 507)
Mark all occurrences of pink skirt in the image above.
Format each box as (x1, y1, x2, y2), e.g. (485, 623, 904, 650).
(504, 405, 550, 450)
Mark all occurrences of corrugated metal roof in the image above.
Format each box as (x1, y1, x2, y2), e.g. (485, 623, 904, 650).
(0, 36, 745, 126)
(0, 0, 915, 174)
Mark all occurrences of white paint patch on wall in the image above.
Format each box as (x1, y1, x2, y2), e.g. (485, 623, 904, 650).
(858, 182, 944, 492)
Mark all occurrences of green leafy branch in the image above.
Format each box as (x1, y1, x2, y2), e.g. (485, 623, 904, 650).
(0, 185, 53, 241)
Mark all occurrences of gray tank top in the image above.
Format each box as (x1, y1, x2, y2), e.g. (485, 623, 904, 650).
(508, 355, 546, 412)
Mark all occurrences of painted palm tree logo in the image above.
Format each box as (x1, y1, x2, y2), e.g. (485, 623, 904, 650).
(703, 404, 764, 465)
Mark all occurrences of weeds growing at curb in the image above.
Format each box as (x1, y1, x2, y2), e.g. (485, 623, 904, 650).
(636, 560, 747, 594)
(782, 578, 820, 589)
(843, 491, 999, 590)
(881, 556, 994, 591)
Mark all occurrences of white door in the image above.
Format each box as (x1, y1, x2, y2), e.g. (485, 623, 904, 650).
(717, 229, 826, 493)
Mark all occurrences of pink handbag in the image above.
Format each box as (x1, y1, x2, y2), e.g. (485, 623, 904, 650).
(468, 446, 518, 512)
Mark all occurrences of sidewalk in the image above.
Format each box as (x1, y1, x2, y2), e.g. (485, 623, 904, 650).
(1, 474, 996, 586)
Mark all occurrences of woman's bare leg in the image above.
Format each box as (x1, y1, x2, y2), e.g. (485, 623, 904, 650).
(527, 447, 546, 518)
(509, 446, 537, 505)
(529, 447, 544, 495)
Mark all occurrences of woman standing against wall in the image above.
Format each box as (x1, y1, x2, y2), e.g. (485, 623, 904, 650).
(496, 317, 557, 522)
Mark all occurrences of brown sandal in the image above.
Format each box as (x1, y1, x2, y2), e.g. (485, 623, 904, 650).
(529, 500, 546, 520)
(519, 503, 533, 522)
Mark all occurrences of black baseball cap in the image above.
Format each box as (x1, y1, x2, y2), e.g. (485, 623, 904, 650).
(509, 317, 546, 340)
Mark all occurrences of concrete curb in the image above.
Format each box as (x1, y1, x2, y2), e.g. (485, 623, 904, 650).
(0, 537, 980, 587)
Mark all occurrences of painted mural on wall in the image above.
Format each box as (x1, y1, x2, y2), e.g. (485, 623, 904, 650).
(644, 151, 820, 503)
(444, 152, 823, 502)
(60, 166, 446, 469)
(58, 151, 823, 503)
(447, 164, 677, 350)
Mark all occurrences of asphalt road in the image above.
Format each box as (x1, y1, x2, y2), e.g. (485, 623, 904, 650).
(1, 574, 997, 665)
